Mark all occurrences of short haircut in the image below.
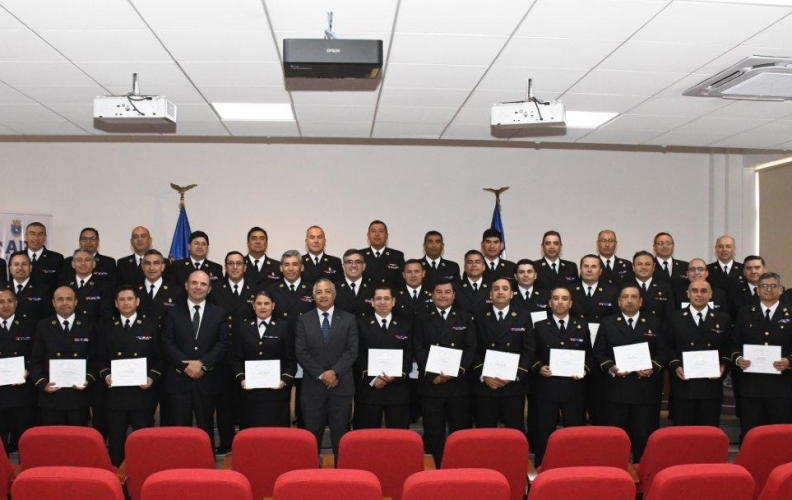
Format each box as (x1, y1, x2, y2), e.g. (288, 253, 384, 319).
(25, 222, 46, 232)
(433, 277, 455, 291)
(550, 285, 572, 296)
(465, 249, 485, 261)
(343, 248, 363, 260)
(9, 251, 30, 264)
(633, 250, 654, 262)
(254, 289, 274, 301)
(404, 258, 423, 267)
(759, 272, 782, 286)
(281, 249, 301, 261)
(80, 227, 99, 238)
(481, 228, 502, 241)
(579, 254, 601, 267)
(744, 255, 765, 266)
(143, 249, 164, 260)
(653, 232, 673, 243)
(247, 226, 268, 240)
(369, 220, 388, 233)
(0, 289, 17, 302)
(542, 230, 562, 244)
(72, 248, 92, 258)
(620, 282, 642, 296)
(515, 258, 536, 271)
(225, 251, 245, 264)
(598, 229, 616, 239)
(372, 284, 393, 296)
(189, 230, 209, 245)
(313, 278, 336, 294)
(115, 284, 138, 299)
(424, 230, 443, 242)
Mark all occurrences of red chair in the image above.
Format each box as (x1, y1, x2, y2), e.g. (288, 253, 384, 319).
(441, 428, 528, 500)
(0, 440, 13, 499)
(18, 426, 115, 472)
(634, 426, 729, 495)
(757, 462, 792, 500)
(527, 466, 635, 500)
(125, 427, 216, 500)
(539, 426, 630, 472)
(11, 466, 124, 500)
(273, 469, 381, 500)
(644, 464, 754, 500)
(141, 469, 252, 500)
(231, 427, 318, 500)
(734, 424, 792, 500)
(337, 429, 424, 500)
(402, 469, 511, 500)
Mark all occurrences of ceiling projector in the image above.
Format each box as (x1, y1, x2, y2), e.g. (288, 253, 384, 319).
(490, 79, 565, 128)
(93, 73, 176, 125)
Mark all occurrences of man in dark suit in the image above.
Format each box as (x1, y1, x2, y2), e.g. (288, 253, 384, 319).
(454, 250, 492, 316)
(116, 226, 171, 287)
(667, 280, 732, 427)
(361, 220, 405, 288)
(302, 226, 342, 285)
(707, 235, 743, 293)
(295, 278, 359, 460)
(98, 285, 162, 466)
(59, 249, 115, 324)
(633, 251, 675, 324)
(674, 258, 728, 314)
(396, 259, 433, 318)
(652, 232, 689, 288)
(597, 229, 633, 286)
(243, 227, 281, 288)
(422, 230, 460, 288)
(137, 249, 181, 328)
(268, 250, 315, 325)
(594, 283, 666, 462)
(535, 230, 579, 291)
(728, 255, 764, 319)
(511, 259, 550, 314)
(171, 231, 224, 286)
(414, 278, 477, 467)
(481, 228, 515, 283)
(60, 228, 116, 283)
(30, 285, 97, 426)
(335, 249, 374, 318)
(25, 221, 63, 291)
(3, 251, 51, 323)
(732, 272, 792, 441)
(161, 270, 230, 443)
(570, 255, 618, 323)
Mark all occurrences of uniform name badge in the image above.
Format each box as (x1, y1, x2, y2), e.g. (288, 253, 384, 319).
(549, 349, 585, 378)
(682, 350, 720, 379)
(482, 349, 519, 381)
(49, 359, 86, 388)
(111, 358, 147, 387)
(0, 356, 25, 386)
(367, 349, 403, 377)
(425, 345, 463, 376)
(245, 360, 281, 389)
(743, 344, 782, 375)
(613, 342, 652, 372)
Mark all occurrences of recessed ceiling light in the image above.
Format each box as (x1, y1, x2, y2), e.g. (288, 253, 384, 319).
(564, 111, 619, 128)
(212, 103, 294, 121)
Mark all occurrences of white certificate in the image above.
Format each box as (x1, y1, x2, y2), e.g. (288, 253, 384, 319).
(425, 345, 463, 376)
(589, 323, 600, 347)
(682, 350, 721, 379)
(0, 356, 25, 386)
(549, 349, 586, 378)
(245, 360, 282, 389)
(110, 358, 147, 387)
(49, 359, 86, 388)
(482, 350, 520, 381)
(613, 342, 652, 372)
(367, 349, 403, 377)
(743, 344, 782, 375)
(531, 311, 547, 326)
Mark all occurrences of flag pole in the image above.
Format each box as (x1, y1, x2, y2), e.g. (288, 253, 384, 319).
(168, 183, 197, 262)
(483, 186, 509, 258)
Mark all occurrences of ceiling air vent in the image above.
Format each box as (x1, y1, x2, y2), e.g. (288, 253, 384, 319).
(683, 56, 792, 101)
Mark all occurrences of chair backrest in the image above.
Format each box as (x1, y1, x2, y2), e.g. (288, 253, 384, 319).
(440, 428, 528, 500)
(636, 426, 729, 494)
(125, 426, 216, 500)
(11, 466, 124, 500)
(337, 429, 424, 500)
(274, 469, 382, 500)
(757, 462, 792, 500)
(0, 440, 14, 499)
(540, 426, 630, 472)
(402, 469, 511, 500)
(644, 464, 754, 500)
(734, 424, 792, 500)
(231, 427, 318, 500)
(527, 466, 636, 500)
(141, 469, 252, 500)
(18, 426, 114, 471)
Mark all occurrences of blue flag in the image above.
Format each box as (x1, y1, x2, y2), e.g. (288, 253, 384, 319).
(491, 199, 505, 254)
(168, 204, 192, 261)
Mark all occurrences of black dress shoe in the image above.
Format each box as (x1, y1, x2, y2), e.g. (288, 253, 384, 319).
(214, 446, 231, 455)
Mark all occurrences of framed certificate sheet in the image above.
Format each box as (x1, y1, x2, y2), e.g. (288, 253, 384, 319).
(531, 311, 548, 326)
(588, 323, 600, 347)
(50, 359, 86, 388)
(0, 356, 25, 386)
(482, 350, 520, 381)
(549, 349, 586, 378)
(425, 345, 463, 376)
(110, 358, 147, 387)
(245, 360, 282, 389)
(613, 342, 652, 372)
(743, 344, 782, 375)
(367, 349, 403, 377)
(682, 350, 720, 379)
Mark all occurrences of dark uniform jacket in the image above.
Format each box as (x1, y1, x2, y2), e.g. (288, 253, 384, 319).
(209, 280, 256, 327)
(334, 278, 374, 317)
(673, 284, 729, 316)
(2, 280, 51, 323)
(59, 276, 115, 323)
(728, 278, 760, 320)
(243, 255, 281, 288)
(531, 317, 592, 402)
(30, 248, 64, 291)
(453, 278, 492, 316)
(137, 281, 181, 329)
(422, 257, 460, 288)
(355, 314, 414, 404)
(637, 280, 675, 324)
(653, 258, 689, 289)
(233, 317, 295, 401)
(361, 247, 405, 288)
(395, 286, 433, 318)
(534, 258, 579, 291)
(116, 254, 172, 287)
(266, 280, 315, 326)
(511, 287, 550, 314)
(171, 258, 223, 286)
(600, 256, 633, 287)
(302, 253, 342, 285)
(482, 259, 516, 283)
(707, 261, 744, 295)
(414, 307, 477, 398)
(0, 316, 37, 408)
(570, 283, 618, 323)
(61, 253, 116, 283)
(472, 308, 534, 397)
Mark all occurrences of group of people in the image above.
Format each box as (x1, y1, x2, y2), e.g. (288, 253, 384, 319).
(0, 220, 790, 468)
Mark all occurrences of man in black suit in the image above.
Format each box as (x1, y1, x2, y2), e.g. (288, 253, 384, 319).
(414, 278, 477, 467)
(25, 221, 63, 291)
(481, 228, 515, 282)
(98, 285, 162, 466)
(117, 226, 170, 287)
(570, 255, 618, 323)
(354, 285, 413, 429)
(422, 230, 460, 288)
(511, 259, 550, 314)
(652, 232, 689, 288)
(535, 230, 579, 291)
(707, 235, 743, 293)
(633, 251, 675, 324)
(732, 272, 792, 441)
(667, 280, 731, 427)
(674, 258, 728, 314)
(302, 226, 342, 285)
(171, 231, 224, 286)
(396, 259, 433, 318)
(59, 249, 115, 323)
(335, 249, 374, 317)
(60, 228, 116, 283)
(161, 270, 230, 443)
(268, 250, 315, 325)
(30, 285, 97, 425)
(597, 229, 633, 286)
(137, 249, 181, 328)
(243, 227, 281, 288)
(361, 220, 405, 288)
(3, 251, 51, 323)
(594, 283, 666, 462)
(728, 255, 765, 319)
(454, 250, 491, 316)
(295, 278, 359, 460)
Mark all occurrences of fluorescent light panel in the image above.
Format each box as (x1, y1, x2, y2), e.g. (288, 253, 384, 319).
(212, 103, 294, 121)
(564, 111, 619, 128)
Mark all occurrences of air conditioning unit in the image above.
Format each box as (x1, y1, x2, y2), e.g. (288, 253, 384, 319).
(683, 56, 792, 100)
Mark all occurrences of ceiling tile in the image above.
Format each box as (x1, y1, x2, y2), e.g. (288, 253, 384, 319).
(671, 116, 772, 136)
(0, 62, 97, 85)
(464, 89, 561, 108)
(743, 13, 792, 47)
(384, 63, 487, 89)
(156, 30, 279, 62)
(442, 123, 503, 140)
(657, 72, 716, 96)
(173, 121, 230, 136)
(709, 133, 791, 149)
(0, 123, 21, 134)
(12, 84, 107, 104)
(376, 105, 456, 123)
(107, 84, 206, 104)
(696, 45, 788, 76)
(38, 30, 171, 62)
(0, 82, 34, 104)
(396, 0, 532, 36)
(2, 119, 89, 135)
(267, 0, 398, 33)
(742, 118, 792, 135)
(77, 61, 191, 87)
(569, 69, 687, 96)
(642, 130, 734, 146)
(290, 90, 377, 106)
(47, 103, 93, 121)
(132, 0, 269, 30)
(372, 121, 445, 138)
(706, 100, 792, 120)
(389, 33, 506, 66)
(509, 127, 592, 142)
(0, 30, 65, 62)
(172, 103, 218, 121)
(180, 62, 284, 86)
(451, 106, 491, 126)
(378, 87, 470, 108)
(0, 103, 64, 120)
(629, 95, 732, 116)
(477, 67, 587, 92)
(2, 0, 147, 30)
(224, 120, 299, 137)
(576, 128, 661, 145)
(560, 94, 646, 113)
(0, 8, 25, 29)
(599, 41, 730, 73)
(298, 121, 371, 137)
(496, 37, 621, 69)
(295, 104, 374, 122)
(602, 113, 693, 132)
(199, 85, 289, 103)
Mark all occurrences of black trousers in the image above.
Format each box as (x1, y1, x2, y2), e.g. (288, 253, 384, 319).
(739, 396, 792, 442)
(90, 383, 107, 438)
(671, 397, 722, 427)
(0, 406, 35, 449)
(421, 396, 471, 468)
(243, 397, 290, 428)
(214, 369, 239, 449)
(107, 408, 154, 466)
(533, 398, 586, 466)
(169, 387, 216, 445)
(41, 408, 89, 426)
(606, 402, 659, 462)
(475, 394, 525, 431)
(302, 391, 353, 461)
(354, 401, 410, 429)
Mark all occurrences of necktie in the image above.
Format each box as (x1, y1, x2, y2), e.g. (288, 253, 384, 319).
(16, 284, 23, 294)
(79, 279, 85, 289)
(723, 265, 729, 275)
(525, 291, 530, 301)
(498, 311, 504, 322)
(1, 320, 7, 332)
(587, 286, 593, 298)
(559, 319, 566, 334)
(192, 305, 200, 338)
(381, 318, 388, 332)
(432, 261, 437, 269)
(641, 282, 647, 293)
(137, 257, 142, 268)
(375, 251, 381, 258)
(628, 318, 634, 331)
(490, 262, 496, 271)
(350, 282, 357, 295)
(552, 262, 557, 274)
(149, 284, 155, 300)
(195, 262, 201, 270)
(606, 259, 612, 271)
(697, 312, 704, 327)
(31, 253, 37, 264)
(315, 257, 320, 266)
(440, 309, 447, 320)
(259, 321, 267, 337)
(663, 261, 670, 277)
(753, 287, 758, 297)
(412, 290, 418, 300)
(290, 284, 295, 292)
(63, 320, 70, 334)
(472, 282, 478, 292)
(233, 284, 239, 296)
(254, 259, 260, 272)
(766, 308, 772, 322)
(125, 318, 131, 332)
(321, 312, 330, 343)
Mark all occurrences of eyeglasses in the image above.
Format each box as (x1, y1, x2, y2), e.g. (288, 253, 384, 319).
(688, 267, 706, 273)
(758, 283, 781, 290)
(344, 259, 365, 265)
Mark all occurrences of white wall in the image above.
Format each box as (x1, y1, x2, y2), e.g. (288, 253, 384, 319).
(0, 142, 754, 268)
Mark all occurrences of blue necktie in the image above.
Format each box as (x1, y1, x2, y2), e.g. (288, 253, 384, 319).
(321, 312, 330, 343)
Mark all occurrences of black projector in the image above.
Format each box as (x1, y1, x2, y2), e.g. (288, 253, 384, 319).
(283, 39, 383, 79)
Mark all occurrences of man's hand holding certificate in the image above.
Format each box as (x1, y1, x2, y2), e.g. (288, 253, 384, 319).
(425, 345, 462, 384)
(612, 342, 652, 375)
(740, 345, 783, 375)
(482, 350, 519, 385)
(549, 349, 586, 378)
(49, 359, 87, 389)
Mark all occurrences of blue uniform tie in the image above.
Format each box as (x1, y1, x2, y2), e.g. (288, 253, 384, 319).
(322, 312, 330, 343)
